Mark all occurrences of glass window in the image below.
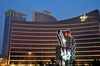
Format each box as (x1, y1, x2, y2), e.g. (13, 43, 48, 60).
(7, 13, 9, 16)
(20, 15, 22, 17)
(13, 13, 14, 16)
(18, 14, 19, 17)
(16, 13, 17, 16)
(23, 16, 26, 18)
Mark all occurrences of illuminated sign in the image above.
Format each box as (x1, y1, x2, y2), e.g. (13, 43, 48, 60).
(61, 48, 67, 60)
(61, 48, 71, 61)
(64, 33, 71, 37)
(56, 29, 76, 61)
(62, 38, 67, 44)
(80, 14, 88, 21)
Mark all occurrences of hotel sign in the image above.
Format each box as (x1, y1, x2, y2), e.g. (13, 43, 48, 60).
(80, 14, 88, 22)
(80, 14, 96, 22)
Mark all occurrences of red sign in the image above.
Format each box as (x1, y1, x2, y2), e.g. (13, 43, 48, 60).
(64, 33, 71, 37)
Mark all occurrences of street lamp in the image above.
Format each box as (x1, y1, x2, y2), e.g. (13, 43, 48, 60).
(28, 52, 32, 55)
(28, 52, 32, 65)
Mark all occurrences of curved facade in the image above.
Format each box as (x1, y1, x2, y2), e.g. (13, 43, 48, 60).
(8, 9, 100, 66)
(33, 10, 57, 22)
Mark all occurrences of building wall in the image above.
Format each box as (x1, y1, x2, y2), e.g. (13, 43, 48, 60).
(34, 11, 57, 22)
(2, 9, 27, 58)
(8, 9, 100, 65)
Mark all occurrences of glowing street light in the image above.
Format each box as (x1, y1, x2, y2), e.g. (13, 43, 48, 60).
(28, 52, 32, 55)
(28, 52, 32, 65)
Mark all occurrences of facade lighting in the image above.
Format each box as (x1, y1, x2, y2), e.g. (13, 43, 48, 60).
(80, 14, 88, 21)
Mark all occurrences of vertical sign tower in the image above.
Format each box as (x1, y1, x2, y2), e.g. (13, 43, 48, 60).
(56, 29, 76, 66)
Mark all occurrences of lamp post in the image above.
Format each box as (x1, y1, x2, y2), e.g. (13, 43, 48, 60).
(28, 52, 32, 65)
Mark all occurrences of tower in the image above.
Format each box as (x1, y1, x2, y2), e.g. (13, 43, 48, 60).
(33, 10, 57, 22)
(2, 9, 27, 58)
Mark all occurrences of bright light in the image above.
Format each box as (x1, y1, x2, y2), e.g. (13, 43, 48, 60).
(64, 33, 71, 37)
(62, 38, 66, 44)
(10, 64, 16, 66)
(29, 64, 33, 66)
(80, 14, 88, 21)
(61, 49, 71, 61)
(66, 50, 71, 60)
(28, 52, 32, 55)
(61, 49, 67, 60)
(0, 58, 3, 60)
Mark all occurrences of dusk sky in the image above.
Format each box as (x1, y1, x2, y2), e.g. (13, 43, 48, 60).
(0, 0, 100, 53)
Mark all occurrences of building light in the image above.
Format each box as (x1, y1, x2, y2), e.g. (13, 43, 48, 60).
(28, 52, 32, 55)
(62, 38, 66, 44)
(64, 33, 71, 37)
(10, 64, 15, 66)
(0, 58, 3, 61)
(80, 14, 88, 21)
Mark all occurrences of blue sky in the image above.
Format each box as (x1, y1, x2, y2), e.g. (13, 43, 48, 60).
(0, 0, 100, 53)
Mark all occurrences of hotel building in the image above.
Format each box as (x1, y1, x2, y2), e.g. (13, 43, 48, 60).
(3, 9, 100, 66)
(33, 10, 57, 22)
(2, 9, 27, 58)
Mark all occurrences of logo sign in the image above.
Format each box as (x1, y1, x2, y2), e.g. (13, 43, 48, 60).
(80, 14, 88, 22)
(61, 48, 71, 61)
(64, 33, 71, 37)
